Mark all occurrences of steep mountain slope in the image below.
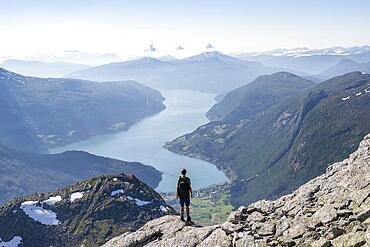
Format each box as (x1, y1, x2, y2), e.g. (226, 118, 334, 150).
(0, 67, 165, 152)
(165, 72, 370, 207)
(206, 72, 315, 121)
(0, 144, 162, 204)
(0, 174, 175, 247)
(103, 133, 370, 247)
(1, 59, 91, 78)
(317, 59, 370, 79)
(69, 51, 282, 93)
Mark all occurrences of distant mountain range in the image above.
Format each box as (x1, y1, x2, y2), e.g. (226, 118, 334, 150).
(1, 59, 91, 78)
(69, 51, 308, 93)
(0, 67, 165, 152)
(317, 59, 370, 79)
(233, 45, 370, 75)
(0, 144, 163, 204)
(0, 173, 174, 246)
(234, 45, 370, 57)
(165, 71, 370, 207)
(8, 50, 121, 66)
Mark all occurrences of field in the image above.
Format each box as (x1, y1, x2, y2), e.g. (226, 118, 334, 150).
(162, 183, 234, 225)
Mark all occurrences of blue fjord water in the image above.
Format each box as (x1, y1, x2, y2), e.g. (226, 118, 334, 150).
(50, 90, 228, 192)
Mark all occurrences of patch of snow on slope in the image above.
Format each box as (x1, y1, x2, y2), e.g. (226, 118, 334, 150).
(160, 205, 169, 212)
(43, 195, 62, 206)
(365, 88, 370, 93)
(356, 92, 362, 96)
(70, 192, 84, 203)
(20, 201, 60, 225)
(127, 196, 151, 206)
(111, 189, 124, 196)
(0, 236, 22, 247)
(342, 96, 350, 101)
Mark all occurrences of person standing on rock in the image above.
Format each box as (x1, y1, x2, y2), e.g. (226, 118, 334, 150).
(176, 168, 193, 222)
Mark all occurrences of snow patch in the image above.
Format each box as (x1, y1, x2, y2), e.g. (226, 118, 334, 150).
(342, 96, 350, 101)
(127, 196, 151, 206)
(0, 236, 22, 247)
(109, 122, 126, 131)
(70, 192, 84, 203)
(69, 130, 77, 136)
(111, 189, 124, 197)
(20, 201, 60, 225)
(43, 195, 62, 206)
(365, 88, 370, 93)
(356, 92, 362, 96)
(113, 178, 118, 182)
(160, 205, 169, 212)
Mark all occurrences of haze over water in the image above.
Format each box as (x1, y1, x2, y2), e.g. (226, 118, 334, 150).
(51, 89, 228, 192)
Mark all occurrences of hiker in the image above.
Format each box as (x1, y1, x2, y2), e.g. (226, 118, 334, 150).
(176, 168, 192, 222)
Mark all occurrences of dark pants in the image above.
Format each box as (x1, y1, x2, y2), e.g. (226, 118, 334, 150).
(179, 197, 190, 207)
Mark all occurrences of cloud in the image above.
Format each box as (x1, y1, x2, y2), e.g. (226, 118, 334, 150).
(205, 43, 214, 49)
(175, 44, 184, 50)
(145, 41, 156, 52)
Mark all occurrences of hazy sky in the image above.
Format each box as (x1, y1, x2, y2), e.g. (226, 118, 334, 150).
(1, 0, 370, 58)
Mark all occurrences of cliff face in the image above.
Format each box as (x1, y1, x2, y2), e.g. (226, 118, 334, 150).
(103, 134, 370, 247)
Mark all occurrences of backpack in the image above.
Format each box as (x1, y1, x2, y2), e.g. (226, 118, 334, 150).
(177, 176, 190, 198)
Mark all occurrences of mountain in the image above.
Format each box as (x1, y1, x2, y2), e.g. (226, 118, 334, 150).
(206, 72, 315, 121)
(235, 45, 370, 57)
(104, 133, 370, 246)
(69, 51, 284, 93)
(165, 72, 370, 207)
(317, 59, 370, 79)
(0, 144, 162, 204)
(1, 59, 91, 78)
(0, 67, 165, 152)
(0, 174, 175, 247)
(234, 46, 370, 75)
(157, 55, 177, 61)
(14, 50, 121, 66)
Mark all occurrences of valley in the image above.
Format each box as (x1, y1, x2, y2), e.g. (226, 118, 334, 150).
(51, 89, 228, 193)
(0, 68, 166, 153)
(2, 1, 370, 246)
(165, 72, 370, 207)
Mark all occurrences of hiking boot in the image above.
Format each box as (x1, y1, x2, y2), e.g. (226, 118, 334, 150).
(180, 216, 185, 222)
(187, 215, 192, 222)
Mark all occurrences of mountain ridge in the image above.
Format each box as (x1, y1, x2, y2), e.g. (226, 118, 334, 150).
(0, 67, 165, 152)
(0, 174, 175, 247)
(0, 143, 163, 204)
(165, 72, 370, 207)
(68, 51, 292, 93)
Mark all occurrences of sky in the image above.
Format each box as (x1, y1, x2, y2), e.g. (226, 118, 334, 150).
(0, 0, 370, 59)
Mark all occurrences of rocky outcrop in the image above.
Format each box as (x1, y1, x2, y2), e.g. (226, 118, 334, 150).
(0, 174, 175, 247)
(103, 133, 370, 247)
